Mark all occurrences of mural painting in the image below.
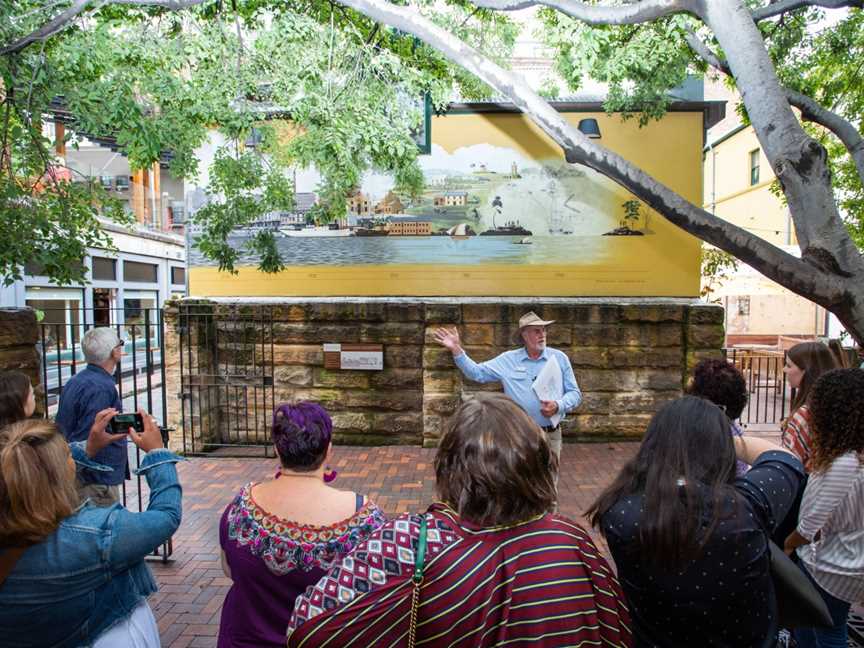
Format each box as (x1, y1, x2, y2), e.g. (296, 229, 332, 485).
(188, 111, 704, 297)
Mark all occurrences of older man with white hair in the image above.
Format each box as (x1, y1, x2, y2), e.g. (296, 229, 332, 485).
(56, 326, 125, 506)
(433, 311, 582, 463)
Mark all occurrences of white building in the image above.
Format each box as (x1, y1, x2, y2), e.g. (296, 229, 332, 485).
(0, 220, 186, 353)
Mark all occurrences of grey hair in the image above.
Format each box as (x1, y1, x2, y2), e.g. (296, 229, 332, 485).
(82, 327, 120, 364)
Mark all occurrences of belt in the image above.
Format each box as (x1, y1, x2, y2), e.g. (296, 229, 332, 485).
(541, 424, 560, 433)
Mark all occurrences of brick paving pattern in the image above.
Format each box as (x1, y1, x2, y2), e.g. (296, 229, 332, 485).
(141, 427, 864, 647)
(145, 442, 637, 647)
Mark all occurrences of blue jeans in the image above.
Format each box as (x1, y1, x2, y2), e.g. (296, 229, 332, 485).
(792, 561, 851, 648)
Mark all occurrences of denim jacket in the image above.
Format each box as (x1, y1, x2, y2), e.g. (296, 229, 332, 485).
(0, 447, 183, 648)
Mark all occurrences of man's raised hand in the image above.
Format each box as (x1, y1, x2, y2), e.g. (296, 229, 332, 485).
(432, 327, 463, 356)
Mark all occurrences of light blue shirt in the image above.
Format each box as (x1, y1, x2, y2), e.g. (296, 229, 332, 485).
(454, 346, 582, 428)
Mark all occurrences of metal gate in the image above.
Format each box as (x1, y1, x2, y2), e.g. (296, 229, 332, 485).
(38, 306, 172, 561)
(724, 348, 791, 425)
(178, 302, 276, 456)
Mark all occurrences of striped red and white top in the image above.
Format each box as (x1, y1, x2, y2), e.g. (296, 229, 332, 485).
(797, 451, 864, 604)
(287, 502, 632, 647)
(782, 405, 814, 470)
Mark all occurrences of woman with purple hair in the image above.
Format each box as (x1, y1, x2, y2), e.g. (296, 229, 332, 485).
(217, 402, 386, 648)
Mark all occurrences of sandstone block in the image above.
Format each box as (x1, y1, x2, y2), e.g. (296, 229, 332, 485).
(272, 344, 323, 366)
(572, 305, 621, 325)
(423, 369, 459, 393)
(274, 365, 313, 387)
(687, 323, 726, 349)
(688, 303, 725, 325)
(608, 390, 680, 413)
(460, 323, 494, 346)
(608, 347, 681, 368)
(575, 369, 639, 392)
(424, 304, 461, 323)
(0, 309, 39, 346)
(423, 414, 445, 440)
(462, 303, 508, 323)
(621, 304, 685, 323)
(580, 391, 613, 413)
(686, 349, 725, 372)
(371, 412, 424, 434)
(330, 411, 373, 433)
(423, 347, 458, 369)
(313, 368, 370, 389)
(568, 347, 608, 369)
(385, 345, 422, 368)
(359, 323, 424, 344)
(423, 393, 460, 415)
(637, 369, 684, 390)
(0, 345, 41, 371)
(370, 368, 423, 389)
(386, 303, 424, 322)
(272, 323, 357, 344)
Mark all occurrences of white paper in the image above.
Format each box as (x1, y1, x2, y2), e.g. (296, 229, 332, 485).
(532, 355, 563, 427)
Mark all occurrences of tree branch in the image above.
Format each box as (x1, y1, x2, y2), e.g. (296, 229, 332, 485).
(752, 0, 863, 22)
(452, 0, 696, 24)
(334, 0, 847, 305)
(1, 0, 97, 56)
(685, 29, 864, 193)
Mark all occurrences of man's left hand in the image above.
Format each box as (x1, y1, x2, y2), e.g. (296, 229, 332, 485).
(540, 400, 559, 418)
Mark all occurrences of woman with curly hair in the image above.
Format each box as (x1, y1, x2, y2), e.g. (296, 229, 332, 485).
(781, 341, 839, 470)
(686, 358, 749, 475)
(785, 369, 864, 648)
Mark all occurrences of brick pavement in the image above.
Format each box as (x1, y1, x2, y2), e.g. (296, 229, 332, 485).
(143, 441, 639, 647)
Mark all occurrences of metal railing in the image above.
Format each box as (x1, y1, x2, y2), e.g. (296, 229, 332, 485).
(724, 348, 790, 425)
(37, 307, 172, 561)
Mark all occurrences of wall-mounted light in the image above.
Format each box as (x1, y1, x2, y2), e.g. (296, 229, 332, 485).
(578, 118, 602, 139)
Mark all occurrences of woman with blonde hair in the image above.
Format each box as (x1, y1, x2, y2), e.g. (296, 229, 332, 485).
(0, 410, 183, 647)
(782, 341, 839, 470)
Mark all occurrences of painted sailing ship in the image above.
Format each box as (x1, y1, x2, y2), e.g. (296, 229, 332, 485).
(446, 223, 477, 240)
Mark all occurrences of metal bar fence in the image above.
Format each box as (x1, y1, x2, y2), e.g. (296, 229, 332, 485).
(178, 302, 275, 457)
(37, 306, 173, 562)
(724, 348, 790, 426)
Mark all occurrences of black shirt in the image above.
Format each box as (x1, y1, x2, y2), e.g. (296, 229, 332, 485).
(601, 451, 804, 648)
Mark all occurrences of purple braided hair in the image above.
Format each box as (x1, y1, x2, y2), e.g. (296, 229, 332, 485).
(272, 401, 333, 471)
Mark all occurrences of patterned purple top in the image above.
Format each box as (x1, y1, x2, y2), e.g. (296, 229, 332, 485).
(217, 483, 386, 648)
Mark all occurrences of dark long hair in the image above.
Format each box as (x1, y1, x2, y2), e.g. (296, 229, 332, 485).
(587, 396, 737, 567)
(0, 372, 31, 428)
(787, 341, 838, 412)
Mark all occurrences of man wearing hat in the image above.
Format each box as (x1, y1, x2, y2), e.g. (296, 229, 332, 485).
(433, 311, 582, 462)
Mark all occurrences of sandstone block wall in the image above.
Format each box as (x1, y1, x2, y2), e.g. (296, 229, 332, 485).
(163, 299, 724, 450)
(0, 308, 44, 416)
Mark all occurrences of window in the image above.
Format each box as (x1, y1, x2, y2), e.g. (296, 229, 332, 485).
(749, 149, 760, 186)
(123, 291, 159, 345)
(100, 175, 113, 190)
(123, 260, 158, 283)
(737, 296, 751, 316)
(115, 175, 130, 191)
(24, 261, 45, 276)
(92, 257, 116, 281)
(25, 288, 84, 352)
(171, 266, 185, 285)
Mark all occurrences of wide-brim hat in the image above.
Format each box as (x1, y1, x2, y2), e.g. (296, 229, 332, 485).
(512, 311, 555, 344)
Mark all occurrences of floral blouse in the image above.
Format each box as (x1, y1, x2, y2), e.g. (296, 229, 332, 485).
(217, 483, 386, 648)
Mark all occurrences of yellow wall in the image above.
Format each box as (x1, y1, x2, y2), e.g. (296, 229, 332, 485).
(191, 110, 705, 297)
(703, 126, 793, 246)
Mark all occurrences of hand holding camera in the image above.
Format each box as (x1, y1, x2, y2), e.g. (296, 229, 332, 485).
(86, 408, 127, 458)
(123, 410, 164, 453)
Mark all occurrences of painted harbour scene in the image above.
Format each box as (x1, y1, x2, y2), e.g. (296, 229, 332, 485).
(189, 143, 656, 267)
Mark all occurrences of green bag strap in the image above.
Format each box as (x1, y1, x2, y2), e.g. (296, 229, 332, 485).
(413, 515, 428, 584)
(408, 515, 428, 648)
